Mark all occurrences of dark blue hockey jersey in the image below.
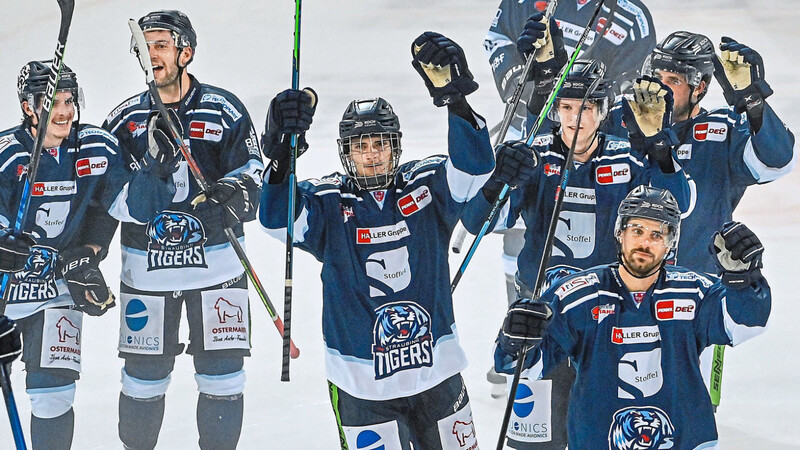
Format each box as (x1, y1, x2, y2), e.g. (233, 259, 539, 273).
(499, 264, 770, 449)
(259, 113, 493, 400)
(463, 132, 690, 292)
(0, 124, 171, 318)
(103, 76, 264, 291)
(606, 102, 796, 273)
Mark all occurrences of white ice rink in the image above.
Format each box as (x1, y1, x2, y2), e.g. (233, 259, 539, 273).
(0, 0, 798, 448)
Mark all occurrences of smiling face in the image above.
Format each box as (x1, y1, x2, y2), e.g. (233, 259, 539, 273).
(143, 29, 192, 89)
(23, 90, 75, 148)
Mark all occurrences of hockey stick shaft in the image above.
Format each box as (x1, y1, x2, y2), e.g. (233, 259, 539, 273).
(281, 0, 303, 382)
(710, 344, 725, 411)
(128, 20, 299, 360)
(0, 2, 74, 446)
(451, 0, 609, 294)
(1, 0, 75, 317)
(497, 67, 604, 450)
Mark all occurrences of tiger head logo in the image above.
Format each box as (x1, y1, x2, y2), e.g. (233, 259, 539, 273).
(374, 302, 430, 347)
(146, 211, 205, 249)
(15, 246, 57, 282)
(544, 264, 580, 291)
(608, 406, 675, 450)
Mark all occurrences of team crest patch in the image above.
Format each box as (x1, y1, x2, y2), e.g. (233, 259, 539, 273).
(608, 406, 675, 449)
(8, 246, 59, 302)
(372, 301, 432, 379)
(146, 211, 207, 271)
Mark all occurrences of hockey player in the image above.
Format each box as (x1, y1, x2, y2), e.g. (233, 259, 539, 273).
(462, 59, 690, 448)
(0, 60, 176, 449)
(102, 10, 263, 450)
(606, 32, 796, 275)
(495, 186, 771, 449)
(260, 32, 492, 449)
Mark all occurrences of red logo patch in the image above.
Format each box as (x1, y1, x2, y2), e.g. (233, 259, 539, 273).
(372, 190, 385, 202)
(357, 229, 372, 244)
(612, 327, 624, 344)
(190, 121, 205, 139)
(543, 163, 561, 176)
(47, 147, 59, 158)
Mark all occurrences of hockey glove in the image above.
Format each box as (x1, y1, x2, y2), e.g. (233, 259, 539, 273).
(494, 299, 552, 374)
(0, 316, 21, 366)
(712, 37, 773, 132)
(191, 175, 259, 229)
(412, 32, 479, 107)
(482, 140, 540, 202)
(144, 109, 183, 180)
(262, 88, 317, 184)
(60, 246, 116, 316)
(621, 76, 680, 173)
(711, 221, 764, 289)
(0, 229, 35, 273)
(518, 13, 568, 95)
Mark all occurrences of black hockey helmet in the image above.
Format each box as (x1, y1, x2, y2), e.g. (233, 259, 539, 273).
(644, 31, 714, 101)
(550, 59, 612, 122)
(337, 98, 403, 190)
(614, 185, 681, 251)
(138, 10, 197, 50)
(17, 60, 79, 103)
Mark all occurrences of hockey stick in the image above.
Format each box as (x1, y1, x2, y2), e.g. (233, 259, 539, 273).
(709, 344, 725, 411)
(127, 20, 300, 361)
(0, 2, 75, 449)
(280, 0, 303, 382)
(451, 0, 609, 294)
(496, 71, 604, 450)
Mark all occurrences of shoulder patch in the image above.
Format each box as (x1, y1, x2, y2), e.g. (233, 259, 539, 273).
(605, 139, 631, 151)
(78, 127, 119, 146)
(555, 273, 600, 301)
(665, 271, 714, 288)
(306, 175, 342, 187)
(106, 96, 142, 124)
(532, 134, 554, 147)
(0, 134, 20, 155)
(200, 93, 242, 121)
(400, 156, 446, 181)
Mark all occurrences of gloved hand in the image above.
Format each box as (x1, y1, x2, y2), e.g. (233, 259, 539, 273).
(482, 141, 540, 201)
(0, 316, 21, 366)
(411, 32, 478, 107)
(517, 12, 568, 95)
(711, 221, 764, 289)
(0, 229, 35, 273)
(60, 246, 116, 316)
(144, 109, 183, 179)
(712, 37, 773, 131)
(494, 298, 552, 374)
(621, 76, 679, 173)
(262, 88, 317, 183)
(191, 175, 258, 228)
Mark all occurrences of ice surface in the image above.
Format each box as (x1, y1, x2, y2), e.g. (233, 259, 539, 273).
(0, 0, 798, 448)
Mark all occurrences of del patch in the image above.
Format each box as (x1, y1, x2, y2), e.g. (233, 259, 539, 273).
(201, 288, 250, 350)
(146, 211, 207, 271)
(655, 299, 696, 321)
(372, 301, 432, 379)
(189, 121, 223, 142)
(397, 186, 432, 217)
(693, 122, 728, 142)
(40, 308, 83, 371)
(596, 164, 631, 185)
(76, 156, 108, 177)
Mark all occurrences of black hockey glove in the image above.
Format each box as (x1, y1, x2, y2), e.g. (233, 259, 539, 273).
(517, 13, 567, 95)
(192, 175, 258, 229)
(144, 109, 183, 180)
(0, 229, 35, 273)
(499, 298, 552, 356)
(0, 316, 21, 366)
(621, 76, 679, 173)
(482, 141, 540, 202)
(262, 88, 317, 184)
(712, 37, 773, 133)
(710, 221, 765, 289)
(60, 246, 116, 316)
(412, 32, 479, 107)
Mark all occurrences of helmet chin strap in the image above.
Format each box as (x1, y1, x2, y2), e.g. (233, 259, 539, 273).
(618, 251, 665, 279)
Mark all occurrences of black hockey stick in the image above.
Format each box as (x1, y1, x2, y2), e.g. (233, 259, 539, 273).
(128, 20, 300, 361)
(452, 0, 611, 294)
(496, 70, 604, 450)
(281, 0, 303, 382)
(0, 2, 75, 449)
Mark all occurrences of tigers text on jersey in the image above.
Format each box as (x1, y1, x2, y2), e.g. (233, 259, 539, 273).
(0, 124, 170, 318)
(260, 113, 493, 401)
(462, 132, 690, 291)
(521, 264, 770, 449)
(607, 101, 796, 273)
(103, 76, 264, 291)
